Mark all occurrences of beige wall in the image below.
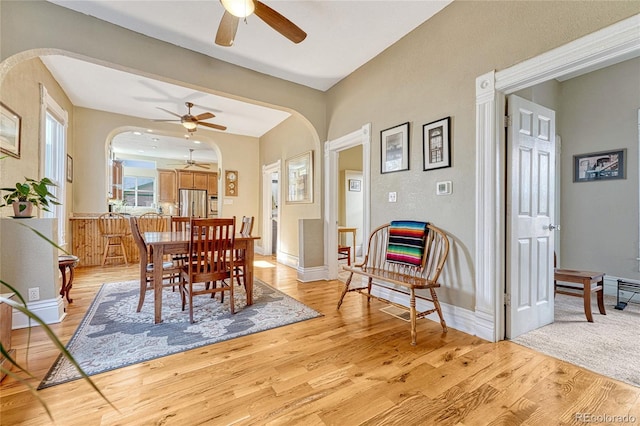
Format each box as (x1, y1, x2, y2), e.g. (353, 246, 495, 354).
(325, 1, 640, 309)
(0, 57, 74, 215)
(72, 107, 260, 221)
(2, 0, 639, 312)
(558, 58, 640, 280)
(260, 116, 320, 259)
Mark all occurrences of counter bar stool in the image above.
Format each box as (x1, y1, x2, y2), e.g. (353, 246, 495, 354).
(98, 212, 129, 266)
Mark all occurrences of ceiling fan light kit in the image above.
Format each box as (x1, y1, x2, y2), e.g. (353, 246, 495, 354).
(221, 0, 255, 18)
(152, 101, 227, 132)
(216, 0, 307, 47)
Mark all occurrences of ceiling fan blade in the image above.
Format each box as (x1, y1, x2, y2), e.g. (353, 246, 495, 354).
(215, 11, 239, 47)
(151, 119, 181, 122)
(195, 164, 211, 169)
(157, 107, 182, 118)
(198, 122, 227, 131)
(195, 112, 215, 121)
(254, 1, 306, 44)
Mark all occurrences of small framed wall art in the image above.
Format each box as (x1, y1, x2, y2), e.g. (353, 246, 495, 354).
(381, 122, 410, 174)
(573, 149, 626, 182)
(0, 102, 21, 158)
(422, 116, 451, 171)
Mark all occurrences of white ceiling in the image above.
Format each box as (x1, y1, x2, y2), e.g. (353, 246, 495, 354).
(42, 0, 452, 161)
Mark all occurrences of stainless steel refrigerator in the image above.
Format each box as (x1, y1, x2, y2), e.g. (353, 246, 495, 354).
(178, 189, 208, 217)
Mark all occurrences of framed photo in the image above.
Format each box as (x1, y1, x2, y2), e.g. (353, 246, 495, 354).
(66, 154, 73, 183)
(574, 149, 626, 182)
(380, 122, 409, 174)
(348, 179, 361, 192)
(286, 150, 313, 203)
(0, 102, 21, 158)
(423, 116, 451, 171)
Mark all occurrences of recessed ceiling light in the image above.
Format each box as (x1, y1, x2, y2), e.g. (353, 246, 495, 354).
(147, 129, 154, 133)
(132, 131, 142, 136)
(152, 146, 158, 149)
(193, 140, 201, 144)
(138, 149, 145, 153)
(152, 137, 159, 142)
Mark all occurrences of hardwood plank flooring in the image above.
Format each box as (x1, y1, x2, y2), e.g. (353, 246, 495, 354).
(1, 256, 639, 425)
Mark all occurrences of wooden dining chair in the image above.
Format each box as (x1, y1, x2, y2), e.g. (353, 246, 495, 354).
(170, 216, 192, 265)
(179, 218, 237, 323)
(137, 212, 167, 234)
(234, 216, 254, 287)
(129, 217, 181, 312)
(98, 212, 129, 266)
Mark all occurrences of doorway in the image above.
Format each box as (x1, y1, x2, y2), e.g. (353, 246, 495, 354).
(474, 15, 639, 342)
(262, 161, 280, 257)
(324, 124, 371, 280)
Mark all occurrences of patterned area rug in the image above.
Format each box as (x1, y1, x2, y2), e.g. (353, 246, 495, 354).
(39, 279, 321, 389)
(512, 294, 640, 388)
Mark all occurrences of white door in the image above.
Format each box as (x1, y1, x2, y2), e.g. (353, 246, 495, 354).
(506, 95, 557, 339)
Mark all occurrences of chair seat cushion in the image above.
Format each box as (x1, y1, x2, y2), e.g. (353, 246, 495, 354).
(146, 261, 176, 272)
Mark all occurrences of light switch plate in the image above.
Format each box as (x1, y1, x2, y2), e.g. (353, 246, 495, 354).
(388, 192, 397, 202)
(436, 181, 452, 195)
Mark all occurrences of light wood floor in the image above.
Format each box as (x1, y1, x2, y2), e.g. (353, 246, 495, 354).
(1, 257, 639, 425)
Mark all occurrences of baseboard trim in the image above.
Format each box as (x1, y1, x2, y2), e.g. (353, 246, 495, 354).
(297, 266, 327, 283)
(276, 251, 298, 270)
(603, 275, 640, 299)
(12, 297, 66, 330)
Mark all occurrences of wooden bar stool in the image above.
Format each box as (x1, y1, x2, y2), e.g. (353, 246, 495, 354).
(98, 212, 129, 266)
(58, 254, 79, 303)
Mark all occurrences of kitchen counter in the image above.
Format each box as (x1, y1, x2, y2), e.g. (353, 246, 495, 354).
(70, 215, 139, 266)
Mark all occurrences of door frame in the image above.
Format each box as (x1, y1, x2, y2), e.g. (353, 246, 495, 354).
(262, 160, 280, 256)
(474, 14, 640, 342)
(324, 123, 371, 280)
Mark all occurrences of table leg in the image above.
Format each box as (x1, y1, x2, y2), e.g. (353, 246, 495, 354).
(245, 241, 254, 305)
(596, 278, 606, 315)
(583, 278, 594, 322)
(66, 265, 75, 303)
(153, 245, 164, 323)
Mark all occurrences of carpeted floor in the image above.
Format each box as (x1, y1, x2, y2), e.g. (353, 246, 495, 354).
(512, 294, 640, 388)
(39, 279, 321, 389)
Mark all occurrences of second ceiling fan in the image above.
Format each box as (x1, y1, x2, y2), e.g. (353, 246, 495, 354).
(153, 102, 227, 132)
(216, 0, 307, 47)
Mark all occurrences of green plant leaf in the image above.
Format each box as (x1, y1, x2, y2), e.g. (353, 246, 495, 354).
(0, 293, 117, 413)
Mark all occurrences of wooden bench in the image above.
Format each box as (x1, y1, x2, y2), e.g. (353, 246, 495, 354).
(337, 222, 449, 345)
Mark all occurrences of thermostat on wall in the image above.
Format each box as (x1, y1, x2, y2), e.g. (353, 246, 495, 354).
(436, 181, 452, 196)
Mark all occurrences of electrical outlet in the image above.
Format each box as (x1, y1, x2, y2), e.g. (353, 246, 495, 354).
(388, 192, 397, 203)
(28, 287, 40, 301)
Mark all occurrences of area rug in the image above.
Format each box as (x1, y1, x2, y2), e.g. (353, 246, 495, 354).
(39, 279, 321, 389)
(512, 294, 640, 388)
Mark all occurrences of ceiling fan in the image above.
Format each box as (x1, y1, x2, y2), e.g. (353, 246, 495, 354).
(170, 149, 211, 169)
(152, 102, 227, 132)
(215, 0, 307, 47)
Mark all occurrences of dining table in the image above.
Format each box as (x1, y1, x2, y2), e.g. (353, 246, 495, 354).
(144, 231, 259, 324)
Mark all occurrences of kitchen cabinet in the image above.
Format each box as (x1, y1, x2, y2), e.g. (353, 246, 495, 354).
(207, 173, 218, 196)
(110, 160, 123, 200)
(178, 170, 211, 191)
(178, 170, 208, 191)
(157, 169, 177, 203)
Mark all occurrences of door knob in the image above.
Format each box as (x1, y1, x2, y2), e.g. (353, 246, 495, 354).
(544, 224, 560, 231)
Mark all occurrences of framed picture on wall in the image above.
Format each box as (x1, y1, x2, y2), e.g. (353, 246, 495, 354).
(380, 122, 410, 174)
(422, 116, 451, 171)
(0, 102, 21, 158)
(286, 150, 313, 203)
(348, 179, 361, 192)
(67, 154, 73, 183)
(573, 149, 626, 182)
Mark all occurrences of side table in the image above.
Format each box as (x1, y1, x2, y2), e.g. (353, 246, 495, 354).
(554, 268, 606, 322)
(58, 255, 79, 303)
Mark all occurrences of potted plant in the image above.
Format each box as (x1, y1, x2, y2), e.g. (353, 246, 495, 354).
(0, 177, 60, 217)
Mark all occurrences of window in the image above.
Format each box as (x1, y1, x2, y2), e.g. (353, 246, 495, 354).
(40, 85, 68, 246)
(123, 176, 155, 207)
